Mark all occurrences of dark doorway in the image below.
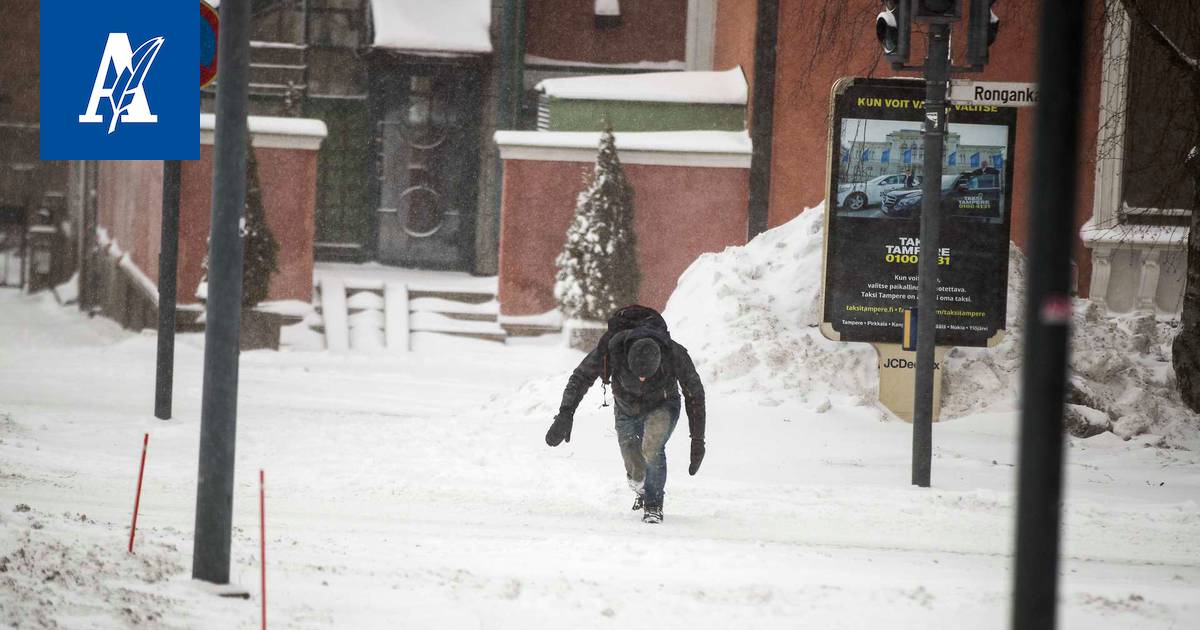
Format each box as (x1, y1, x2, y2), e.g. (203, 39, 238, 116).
(372, 60, 483, 271)
(310, 97, 374, 261)
(0, 207, 26, 288)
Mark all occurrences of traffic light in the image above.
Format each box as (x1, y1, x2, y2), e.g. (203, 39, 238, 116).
(876, 0, 911, 66)
(913, 0, 960, 22)
(966, 0, 1000, 66)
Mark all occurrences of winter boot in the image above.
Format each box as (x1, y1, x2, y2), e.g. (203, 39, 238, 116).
(628, 475, 645, 511)
(642, 505, 663, 524)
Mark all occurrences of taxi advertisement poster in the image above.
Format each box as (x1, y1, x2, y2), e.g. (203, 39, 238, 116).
(820, 78, 1017, 348)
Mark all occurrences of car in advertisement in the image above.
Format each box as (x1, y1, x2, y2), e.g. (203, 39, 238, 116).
(837, 173, 922, 211)
(880, 170, 1002, 221)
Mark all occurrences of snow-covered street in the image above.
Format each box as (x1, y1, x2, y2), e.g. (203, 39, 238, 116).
(2, 285, 1198, 629)
(7, 0, 1200, 626)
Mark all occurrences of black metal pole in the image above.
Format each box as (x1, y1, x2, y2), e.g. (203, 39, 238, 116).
(1011, 2, 1086, 628)
(747, 0, 779, 239)
(155, 160, 181, 420)
(193, 0, 251, 585)
(78, 161, 98, 313)
(912, 22, 950, 488)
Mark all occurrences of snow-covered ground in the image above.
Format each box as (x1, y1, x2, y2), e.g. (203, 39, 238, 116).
(2, 213, 1199, 627)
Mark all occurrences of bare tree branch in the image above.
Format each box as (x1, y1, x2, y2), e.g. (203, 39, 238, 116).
(1119, 0, 1200, 75)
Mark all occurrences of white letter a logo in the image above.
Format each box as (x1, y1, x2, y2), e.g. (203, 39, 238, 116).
(79, 33, 165, 133)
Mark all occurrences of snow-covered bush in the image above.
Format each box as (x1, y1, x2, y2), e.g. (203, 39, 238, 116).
(240, 143, 279, 307)
(199, 141, 280, 308)
(553, 127, 640, 321)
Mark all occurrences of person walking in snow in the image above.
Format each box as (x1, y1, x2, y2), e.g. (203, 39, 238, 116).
(544, 305, 706, 524)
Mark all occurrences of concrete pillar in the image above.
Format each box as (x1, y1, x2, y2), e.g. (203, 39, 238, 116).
(1136, 248, 1161, 313)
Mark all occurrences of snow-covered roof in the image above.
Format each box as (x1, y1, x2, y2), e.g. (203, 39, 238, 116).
(369, 0, 492, 55)
(535, 68, 748, 105)
(494, 130, 752, 168)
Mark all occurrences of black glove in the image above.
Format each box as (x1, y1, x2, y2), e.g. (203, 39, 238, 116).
(688, 438, 705, 475)
(545, 412, 574, 447)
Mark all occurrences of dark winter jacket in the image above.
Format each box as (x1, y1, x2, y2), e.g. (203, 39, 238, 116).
(559, 328, 707, 440)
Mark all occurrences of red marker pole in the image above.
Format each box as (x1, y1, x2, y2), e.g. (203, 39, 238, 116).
(129, 433, 149, 553)
(259, 469, 266, 630)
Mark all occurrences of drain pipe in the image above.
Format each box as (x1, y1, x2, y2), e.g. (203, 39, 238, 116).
(747, 0, 780, 240)
(483, 0, 525, 274)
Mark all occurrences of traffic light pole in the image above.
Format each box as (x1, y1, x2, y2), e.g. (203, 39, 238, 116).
(912, 22, 950, 488)
(193, 0, 251, 585)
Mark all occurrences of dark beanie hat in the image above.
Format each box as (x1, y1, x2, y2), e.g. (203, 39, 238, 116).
(628, 338, 662, 379)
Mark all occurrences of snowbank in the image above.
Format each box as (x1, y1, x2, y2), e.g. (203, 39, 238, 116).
(0, 507, 186, 627)
(53, 272, 79, 305)
(943, 246, 1199, 448)
(663, 204, 1200, 447)
(951, 290, 1200, 448)
(664, 204, 879, 410)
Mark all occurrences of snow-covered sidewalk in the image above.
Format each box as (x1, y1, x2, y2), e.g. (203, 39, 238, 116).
(1, 287, 1198, 629)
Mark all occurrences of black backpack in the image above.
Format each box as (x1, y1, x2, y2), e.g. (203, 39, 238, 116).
(600, 305, 672, 386)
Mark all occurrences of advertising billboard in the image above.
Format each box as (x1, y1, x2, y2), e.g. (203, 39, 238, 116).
(820, 78, 1016, 348)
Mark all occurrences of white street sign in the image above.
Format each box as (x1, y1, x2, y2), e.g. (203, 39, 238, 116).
(949, 80, 1039, 107)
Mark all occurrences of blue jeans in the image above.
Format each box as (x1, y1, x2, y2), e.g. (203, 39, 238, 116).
(615, 400, 680, 509)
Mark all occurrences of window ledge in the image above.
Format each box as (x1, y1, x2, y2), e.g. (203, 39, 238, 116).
(1080, 216, 1189, 248)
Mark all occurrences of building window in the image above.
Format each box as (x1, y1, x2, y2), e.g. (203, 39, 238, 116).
(595, 0, 623, 28)
(307, 0, 369, 48)
(1119, 0, 1198, 225)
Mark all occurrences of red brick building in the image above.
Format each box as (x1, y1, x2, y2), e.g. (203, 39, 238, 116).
(496, 0, 1194, 323)
(0, 2, 68, 288)
(710, 0, 1193, 315)
(8, 1, 1192, 334)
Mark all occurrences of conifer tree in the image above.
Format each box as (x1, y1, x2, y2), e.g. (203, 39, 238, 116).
(554, 126, 640, 321)
(199, 140, 279, 308)
(240, 142, 279, 307)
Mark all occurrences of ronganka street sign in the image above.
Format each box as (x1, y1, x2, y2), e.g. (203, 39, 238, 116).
(949, 80, 1039, 107)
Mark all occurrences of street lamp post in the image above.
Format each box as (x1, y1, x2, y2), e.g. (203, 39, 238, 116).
(192, 0, 251, 585)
